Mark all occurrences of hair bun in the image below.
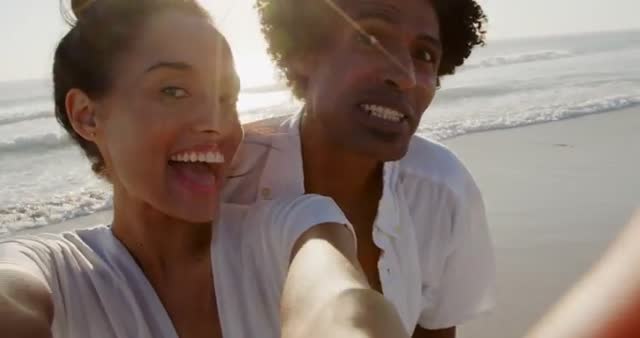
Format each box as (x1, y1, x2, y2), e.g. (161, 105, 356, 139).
(71, 0, 94, 18)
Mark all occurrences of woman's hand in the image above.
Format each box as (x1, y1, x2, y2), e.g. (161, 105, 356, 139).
(526, 212, 640, 338)
(0, 266, 54, 338)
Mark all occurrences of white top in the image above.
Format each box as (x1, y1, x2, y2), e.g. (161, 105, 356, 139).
(0, 195, 353, 338)
(224, 113, 497, 333)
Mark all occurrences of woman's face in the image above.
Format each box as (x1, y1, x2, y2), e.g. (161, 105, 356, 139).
(92, 11, 242, 223)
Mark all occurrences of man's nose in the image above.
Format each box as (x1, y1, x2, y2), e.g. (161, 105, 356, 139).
(382, 50, 417, 91)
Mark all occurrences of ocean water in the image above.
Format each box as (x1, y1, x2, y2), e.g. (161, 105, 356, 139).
(1, 30, 639, 235)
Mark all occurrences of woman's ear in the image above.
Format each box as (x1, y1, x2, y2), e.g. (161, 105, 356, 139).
(65, 88, 98, 141)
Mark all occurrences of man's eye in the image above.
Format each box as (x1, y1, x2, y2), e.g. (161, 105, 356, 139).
(161, 87, 189, 98)
(416, 50, 434, 63)
(357, 31, 379, 47)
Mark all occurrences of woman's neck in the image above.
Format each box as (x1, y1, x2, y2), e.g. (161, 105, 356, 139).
(110, 184, 213, 280)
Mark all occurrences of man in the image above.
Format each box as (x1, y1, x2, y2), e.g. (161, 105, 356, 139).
(224, 0, 495, 337)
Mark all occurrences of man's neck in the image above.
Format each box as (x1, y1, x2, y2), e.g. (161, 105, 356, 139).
(300, 114, 383, 211)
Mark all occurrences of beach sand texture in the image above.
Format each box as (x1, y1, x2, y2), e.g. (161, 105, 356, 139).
(454, 107, 640, 338)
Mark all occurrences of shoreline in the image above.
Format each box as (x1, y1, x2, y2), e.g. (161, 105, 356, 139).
(13, 106, 638, 236)
(13, 210, 112, 237)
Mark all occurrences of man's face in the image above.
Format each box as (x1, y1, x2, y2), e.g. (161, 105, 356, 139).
(300, 0, 441, 161)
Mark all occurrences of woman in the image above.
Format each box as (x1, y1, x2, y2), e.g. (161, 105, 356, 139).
(0, 0, 407, 337)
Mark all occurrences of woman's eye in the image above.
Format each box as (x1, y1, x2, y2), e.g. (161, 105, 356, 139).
(161, 86, 189, 99)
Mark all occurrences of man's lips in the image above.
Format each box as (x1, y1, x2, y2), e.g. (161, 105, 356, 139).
(360, 103, 407, 122)
(356, 93, 416, 122)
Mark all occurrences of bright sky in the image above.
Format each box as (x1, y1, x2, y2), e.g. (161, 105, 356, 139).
(1, 0, 639, 86)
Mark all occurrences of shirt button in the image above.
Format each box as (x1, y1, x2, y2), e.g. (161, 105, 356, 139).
(261, 187, 272, 200)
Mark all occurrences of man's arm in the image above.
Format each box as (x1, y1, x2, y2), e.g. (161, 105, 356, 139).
(413, 326, 455, 338)
(0, 265, 54, 338)
(281, 222, 410, 338)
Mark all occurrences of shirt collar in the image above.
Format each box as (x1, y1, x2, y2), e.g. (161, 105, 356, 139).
(376, 161, 402, 238)
(256, 111, 305, 200)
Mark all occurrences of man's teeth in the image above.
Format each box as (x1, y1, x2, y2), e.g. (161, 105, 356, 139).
(361, 104, 404, 122)
(170, 151, 225, 163)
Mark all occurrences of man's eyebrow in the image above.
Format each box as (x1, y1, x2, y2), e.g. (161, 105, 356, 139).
(351, 3, 442, 49)
(144, 61, 193, 73)
(353, 3, 402, 24)
(417, 34, 443, 50)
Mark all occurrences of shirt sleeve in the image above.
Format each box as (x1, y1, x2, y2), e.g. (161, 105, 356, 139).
(0, 236, 56, 290)
(418, 168, 497, 329)
(253, 194, 357, 269)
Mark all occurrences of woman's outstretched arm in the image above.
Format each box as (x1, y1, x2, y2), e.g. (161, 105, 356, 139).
(281, 222, 409, 338)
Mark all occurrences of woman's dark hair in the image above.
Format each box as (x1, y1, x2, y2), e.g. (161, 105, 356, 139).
(256, 0, 487, 98)
(54, 0, 211, 177)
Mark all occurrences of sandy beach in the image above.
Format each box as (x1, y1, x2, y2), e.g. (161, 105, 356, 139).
(9, 107, 640, 337)
(450, 107, 640, 338)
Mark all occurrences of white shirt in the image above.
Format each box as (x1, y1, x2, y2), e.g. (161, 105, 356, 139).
(0, 195, 353, 338)
(223, 113, 496, 333)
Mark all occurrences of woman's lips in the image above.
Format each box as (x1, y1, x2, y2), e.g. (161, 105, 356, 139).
(169, 161, 220, 194)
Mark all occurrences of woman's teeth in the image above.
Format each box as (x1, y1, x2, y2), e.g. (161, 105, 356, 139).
(361, 104, 405, 122)
(170, 151, 224, 164)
